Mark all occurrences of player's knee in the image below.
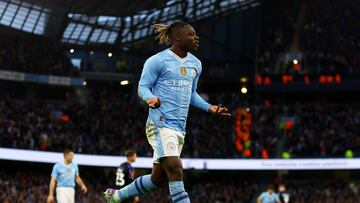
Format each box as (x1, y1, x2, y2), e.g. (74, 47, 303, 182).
(151, 175, 167, 187)
(165, 165, 183, 181)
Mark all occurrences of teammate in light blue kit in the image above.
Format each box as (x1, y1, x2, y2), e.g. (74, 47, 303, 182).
(258, 185, 281, 203)
(47, 149, 88, 203)
(104, 22, 230, 203)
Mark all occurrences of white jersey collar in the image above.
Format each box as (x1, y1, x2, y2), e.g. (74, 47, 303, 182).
(167, 49, 188, 64)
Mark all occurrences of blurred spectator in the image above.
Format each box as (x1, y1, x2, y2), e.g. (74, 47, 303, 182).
(0, 32, 79, 76)
(283, 101, 360, 158)
(0, 169, 259, 203)
(288, 181, 360, 203)
(0, 91, 280, 159)
(258, 0, 360, 75)
(299, 0, 360, 75)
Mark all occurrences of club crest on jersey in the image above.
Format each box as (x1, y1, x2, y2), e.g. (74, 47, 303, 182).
(191, 68, 197, 77)
(180, 67, 187, 76)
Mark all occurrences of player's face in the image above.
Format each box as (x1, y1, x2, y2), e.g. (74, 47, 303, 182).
(130, 154, 137, 163)
(65, 152, 74, 163)
(178, 25, 199, 52)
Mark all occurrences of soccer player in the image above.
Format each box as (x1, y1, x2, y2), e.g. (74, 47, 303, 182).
(47, 149, 88, 203)
(104, 21, 230, 203)
(115, 150, 139, 203)
(278, 184, 290, 203)
(257, 185, 281, 203)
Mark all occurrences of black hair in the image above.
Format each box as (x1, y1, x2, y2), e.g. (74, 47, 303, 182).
(152, 21, 190, 45)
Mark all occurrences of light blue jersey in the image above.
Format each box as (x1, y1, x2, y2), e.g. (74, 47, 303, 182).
(259, 192, 280, 203)
(51, 162, 79, 188)
(138, 49, 211, 135)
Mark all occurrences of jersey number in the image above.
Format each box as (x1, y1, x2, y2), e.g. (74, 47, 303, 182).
(116, 168, 125, 186)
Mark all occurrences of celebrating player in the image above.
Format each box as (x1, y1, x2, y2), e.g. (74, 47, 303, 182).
(47, 149, 88, 203)
(104, 21, 230, 203)
(115, 150, 139, 203)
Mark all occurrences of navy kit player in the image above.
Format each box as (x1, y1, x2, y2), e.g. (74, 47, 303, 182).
(104, 22, 230, 203)
(115, 150, 139, 203)
(47, 149, 88, 203)
(278, 184, 290, 203)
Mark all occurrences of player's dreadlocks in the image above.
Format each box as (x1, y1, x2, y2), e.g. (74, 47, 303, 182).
(152, 22, 189, 45)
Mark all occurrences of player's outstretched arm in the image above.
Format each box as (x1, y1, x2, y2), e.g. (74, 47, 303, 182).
(190, 61, 230, 116)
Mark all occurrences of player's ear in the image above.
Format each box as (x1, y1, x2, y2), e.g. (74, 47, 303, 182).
(172, 32, 182, 42)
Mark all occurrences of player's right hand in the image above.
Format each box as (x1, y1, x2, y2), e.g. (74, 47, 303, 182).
(147, 98, 161, 109)
(47, 195, 54, 203)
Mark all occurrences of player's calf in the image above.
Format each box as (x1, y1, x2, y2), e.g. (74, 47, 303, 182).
(161, 157, 190, 203)
(104, 174, 157, 203)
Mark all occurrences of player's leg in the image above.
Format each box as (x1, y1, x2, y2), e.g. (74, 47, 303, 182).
(104, 122, 164, 203)
(56, 188, 67, 203)
(158, 128, 190, 203)
(161, 156, 190, 203)
(104, 164, 160, 203)
(151, 162, 168, 187)
(68, 188, 75, 203)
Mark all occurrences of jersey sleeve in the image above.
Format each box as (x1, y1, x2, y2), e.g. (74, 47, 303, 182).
(190, 60, 211, 112)
(258, 192, 265, 201)
(138, 55, 161, 101)
(51, 164, 58, 177)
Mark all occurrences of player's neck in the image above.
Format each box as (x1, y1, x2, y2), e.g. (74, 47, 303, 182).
(64, 160, 71, 165)
(170, 46, 187, 59)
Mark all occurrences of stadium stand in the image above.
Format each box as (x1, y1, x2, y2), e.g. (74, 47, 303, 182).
(1, 92, 360, 158)
(0, 32, 79, 76)
(0, 89, 287, 159)
(258, 0, 360, 75)
(0, 166, 260, 203)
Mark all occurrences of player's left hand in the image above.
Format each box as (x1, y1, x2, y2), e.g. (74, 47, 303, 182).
(81, 185, 88, 193)
(209, 105, 232, 117)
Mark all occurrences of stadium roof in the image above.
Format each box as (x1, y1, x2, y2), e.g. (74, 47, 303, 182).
(28, 0, 166, 16)
(0, 0, 260, 46)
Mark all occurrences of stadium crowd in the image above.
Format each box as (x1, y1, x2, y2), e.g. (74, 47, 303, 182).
(0, 169, 259, 203)
(1, 92, 360, 158)
(299, 0, 360, 75)
(0, 91, 279, 159)
(288, 181, 360, 203)
(283, 101, 360, 158)
(0, 170, 105, 203)
(258, 0, 360, 75)
(257, 0, 295, 74)
(0, 32, 78, 76)
(2, 166, 359, 203)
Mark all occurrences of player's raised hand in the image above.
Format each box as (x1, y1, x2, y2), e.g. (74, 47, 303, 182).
(147, 97, 161, 109)
(209, 105, 232, 117)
